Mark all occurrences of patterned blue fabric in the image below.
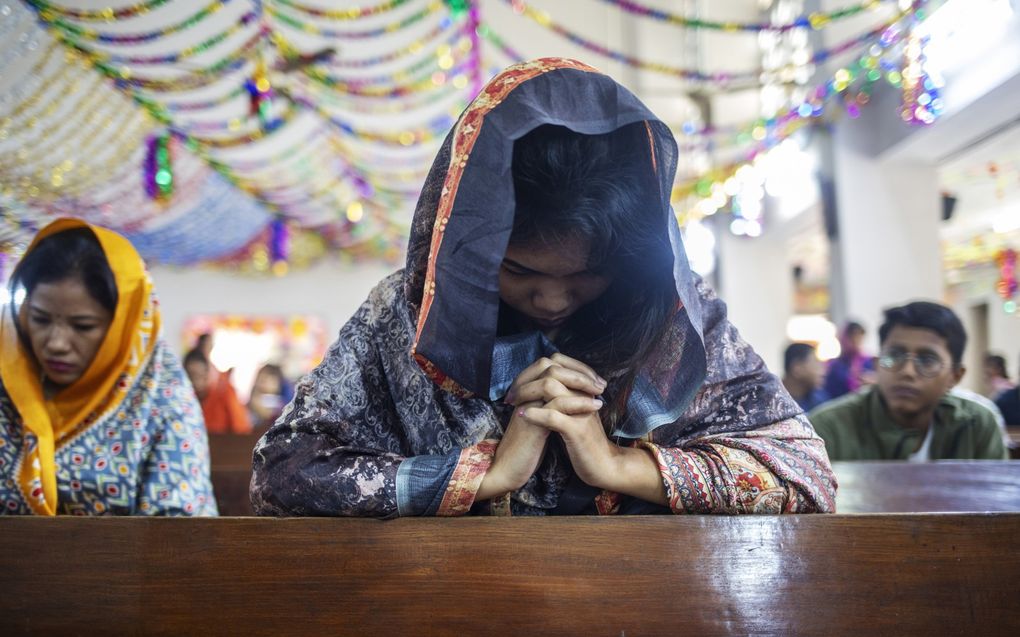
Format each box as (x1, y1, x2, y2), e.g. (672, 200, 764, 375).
(395, 450, 461, 516)
(0, 341, 218, 516)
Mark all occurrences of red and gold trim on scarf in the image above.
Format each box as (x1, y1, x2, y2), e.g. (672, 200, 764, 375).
(410, 58, 601, 395)
(435, 439, 499, 516)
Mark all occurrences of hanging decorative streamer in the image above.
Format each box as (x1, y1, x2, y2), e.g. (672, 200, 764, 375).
(27, 0, 171, 21)
(464, 1, 483, 97)
(997, 249, 1018, 301)
(299, 17, 455, 69)
(71, 29, 263, 92)
(502, 0, 928, 87)
(596, 0, 893, 32)
(43, 0, 235, 45)
(60, 11, 260, 65)
(10, 0, 406, 268)
(900, 31, 943, 125)
(476, 23, 526, 63)
(267, 0, 441, 39)
(269, 0, 411, 20)
(269, 217, 290, 265)
(144, 133, 174, 202)
(673, 4, 925, 224)
(245, 55, 275, 127)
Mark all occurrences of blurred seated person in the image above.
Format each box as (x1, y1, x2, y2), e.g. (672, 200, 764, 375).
(996, 365, 1020, 426)
(184, 350, 252, 435)
(983, 353, 1015, 399)
(782, 342, 830, 412)
(248, 364, 293, 429)
(823, 321, 876, 400)
(809, 302, 1007, 461)
(0, 219, 217, 515)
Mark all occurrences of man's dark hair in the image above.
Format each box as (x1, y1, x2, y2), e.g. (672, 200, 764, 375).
(784, 342, 817, 375)
(985, 354, 1009, 380)
(878, 301, 967, 367)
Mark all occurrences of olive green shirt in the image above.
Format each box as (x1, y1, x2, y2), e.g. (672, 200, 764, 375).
(808, 386, 1008, 461)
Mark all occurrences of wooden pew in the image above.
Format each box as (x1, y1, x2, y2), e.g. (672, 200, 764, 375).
(207, 432, 262, 516)
(1007, 426, 1020, 459)
(210, 461, 1020, 517)
(1, 515, 1018, 635)
(206, 432, 263, 469)
(833, 460, 1020, 512)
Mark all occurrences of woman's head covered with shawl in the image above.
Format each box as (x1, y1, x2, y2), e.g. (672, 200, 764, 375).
(404, 58, 708, 439)
(0, 218, 160, 514)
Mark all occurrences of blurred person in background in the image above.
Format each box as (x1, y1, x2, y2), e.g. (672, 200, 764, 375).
(782, 342, 830, 412)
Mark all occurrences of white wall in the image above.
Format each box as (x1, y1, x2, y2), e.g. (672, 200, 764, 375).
(950, 282, 1020, 392)
(717, 225, 794, 376)
(150, 261, 397, 354)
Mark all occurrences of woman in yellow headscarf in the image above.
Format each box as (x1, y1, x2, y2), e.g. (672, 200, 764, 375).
(0, 219, 217, 515)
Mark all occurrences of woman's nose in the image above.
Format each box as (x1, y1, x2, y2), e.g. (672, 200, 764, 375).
(46, 325, 72, 353)
(532, 282, 572, 315)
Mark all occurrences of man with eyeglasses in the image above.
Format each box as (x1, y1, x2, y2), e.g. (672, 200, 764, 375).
(808, 302, 1008, 461)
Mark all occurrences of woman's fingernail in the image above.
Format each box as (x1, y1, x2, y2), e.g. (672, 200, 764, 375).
(593, 399, 604, 409)
(596, 377, 607, 388)
(517, 409, 526, 417)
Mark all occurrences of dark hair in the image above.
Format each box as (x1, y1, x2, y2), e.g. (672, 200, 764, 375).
(784, 342, 817, 374)
(985, 354, 1009, 380)
(10, 227, 118, 314)
(509, 124, 676, 419)
(878, 301, 967, 367)
(183, 349, 209, 369)
(845, 321, 865, 337)
(256, 363, 285, 383)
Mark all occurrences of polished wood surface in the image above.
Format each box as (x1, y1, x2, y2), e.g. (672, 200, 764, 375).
(833, 460, 1020, 513)
(1, 515, 1018, 635)
(210, 461, 1020, 517)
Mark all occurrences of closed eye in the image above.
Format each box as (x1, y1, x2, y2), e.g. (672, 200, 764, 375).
(501, 263, 531, 276)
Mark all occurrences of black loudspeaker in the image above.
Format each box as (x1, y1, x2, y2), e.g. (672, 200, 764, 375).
(941, 192, 958, 222)
(819, 177, 839, 239)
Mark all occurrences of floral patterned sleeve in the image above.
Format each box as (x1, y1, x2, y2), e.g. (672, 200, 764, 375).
(637, 277, 838, 514)
(137, 346, 218, 516)
(640, 417, 837, 514)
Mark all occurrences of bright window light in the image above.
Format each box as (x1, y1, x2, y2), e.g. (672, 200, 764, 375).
(786, 314, 841, 361)
(918, 0, 1014, 77)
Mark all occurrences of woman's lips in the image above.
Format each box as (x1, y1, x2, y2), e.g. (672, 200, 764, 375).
(45, 360, 76, 375)
(531, 316, 567, 328)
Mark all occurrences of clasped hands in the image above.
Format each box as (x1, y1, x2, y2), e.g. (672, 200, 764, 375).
(476, 353, 627, 500)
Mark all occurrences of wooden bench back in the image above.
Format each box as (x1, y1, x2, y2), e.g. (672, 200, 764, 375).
(2, 515, 1018, 635)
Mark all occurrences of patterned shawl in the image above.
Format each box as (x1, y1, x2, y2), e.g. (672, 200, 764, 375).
(252, 59, 836, 517)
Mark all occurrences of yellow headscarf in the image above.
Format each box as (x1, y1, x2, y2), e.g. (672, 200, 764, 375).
(0, 218, 160, 515)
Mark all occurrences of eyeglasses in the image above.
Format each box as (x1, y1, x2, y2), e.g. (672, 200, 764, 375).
(877, 350, 946, 378)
